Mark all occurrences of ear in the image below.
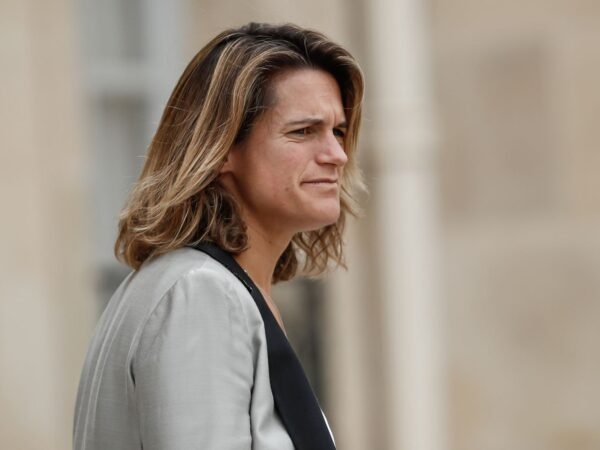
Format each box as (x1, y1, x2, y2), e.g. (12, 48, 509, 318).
(219, 146, 238, 175)
(219, 156, 233, 174)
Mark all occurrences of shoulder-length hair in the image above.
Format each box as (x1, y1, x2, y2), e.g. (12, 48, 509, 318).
(115, 22, 365, 282)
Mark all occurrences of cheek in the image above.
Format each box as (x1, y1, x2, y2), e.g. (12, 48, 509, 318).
(282, 150, 307, 175)
(268, 154, 303, 185)
(244, 145, 307, 197)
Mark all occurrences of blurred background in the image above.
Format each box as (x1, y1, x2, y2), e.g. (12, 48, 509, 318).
(2, 0, 600, 449)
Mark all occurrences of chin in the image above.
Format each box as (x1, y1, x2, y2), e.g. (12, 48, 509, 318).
(301, 209, 341, 231)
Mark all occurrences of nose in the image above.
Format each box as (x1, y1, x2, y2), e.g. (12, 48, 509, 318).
(316, 133, 348, 167)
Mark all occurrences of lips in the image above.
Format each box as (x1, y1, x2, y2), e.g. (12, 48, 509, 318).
(302, 178, 338, 184)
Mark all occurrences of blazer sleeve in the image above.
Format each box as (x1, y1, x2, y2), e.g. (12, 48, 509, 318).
(132, 267, 255, 450)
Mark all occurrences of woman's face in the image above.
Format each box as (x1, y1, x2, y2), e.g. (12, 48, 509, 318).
(220, 68, 348, 240)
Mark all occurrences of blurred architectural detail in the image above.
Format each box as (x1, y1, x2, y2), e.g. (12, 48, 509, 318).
(432, 0, 600, 448)
(367, 0, 446, 448)
(80, 0, 185, 303)
(0, 0, 95, 448)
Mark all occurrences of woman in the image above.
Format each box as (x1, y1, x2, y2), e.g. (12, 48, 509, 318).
(74, 22, 364, 450)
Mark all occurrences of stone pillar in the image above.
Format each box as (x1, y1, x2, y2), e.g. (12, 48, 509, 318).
(0, 0, 95, 448)
(366, 0, 446, 449)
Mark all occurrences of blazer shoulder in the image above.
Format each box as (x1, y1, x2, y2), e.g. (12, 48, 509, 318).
(125, 247, 243, 310)
(92, 247, 258, 374)
(129, 247, 253, 320)
(131, 247, 259, 365)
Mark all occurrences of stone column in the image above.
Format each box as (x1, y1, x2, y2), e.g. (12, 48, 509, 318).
(366, 0, 446, 449)
(0, 1, 95, 449)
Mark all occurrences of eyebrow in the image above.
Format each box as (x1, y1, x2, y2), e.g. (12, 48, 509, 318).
(284, 117, 348, 128)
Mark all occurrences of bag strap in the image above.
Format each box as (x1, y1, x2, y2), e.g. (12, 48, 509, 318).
(192, 242, 336, 450)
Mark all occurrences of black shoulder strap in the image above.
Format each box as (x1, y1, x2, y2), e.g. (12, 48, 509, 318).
(192, 242, 336, 450)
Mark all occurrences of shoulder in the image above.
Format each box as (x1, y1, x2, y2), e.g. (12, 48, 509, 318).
(138, 247, 233, 288)
(124, 247, 246, 309)
(135, 247, 254, 321)
(132, 247, 260, 365)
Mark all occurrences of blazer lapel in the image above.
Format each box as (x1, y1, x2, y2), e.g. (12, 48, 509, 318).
(193, 242, 336, 450)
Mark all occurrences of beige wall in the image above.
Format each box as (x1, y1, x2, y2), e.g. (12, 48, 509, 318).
(433, 0, 600, 448)
(0, 0, 95, 448)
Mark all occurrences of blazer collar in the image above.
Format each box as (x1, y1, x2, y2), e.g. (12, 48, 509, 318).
(193, 242, 336, 450)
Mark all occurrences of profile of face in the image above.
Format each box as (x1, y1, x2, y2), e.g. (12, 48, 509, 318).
(220, 68, 348, 240)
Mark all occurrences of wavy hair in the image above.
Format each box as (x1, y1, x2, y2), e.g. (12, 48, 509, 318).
(115, 22, 365, 282)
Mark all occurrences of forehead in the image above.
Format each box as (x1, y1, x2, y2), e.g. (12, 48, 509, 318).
(266, 68, 345, 122)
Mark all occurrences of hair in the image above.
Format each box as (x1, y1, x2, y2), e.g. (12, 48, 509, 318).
(115, 22, 365, 282)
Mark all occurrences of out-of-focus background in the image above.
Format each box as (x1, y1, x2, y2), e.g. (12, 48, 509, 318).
(2, 0, 600, 449)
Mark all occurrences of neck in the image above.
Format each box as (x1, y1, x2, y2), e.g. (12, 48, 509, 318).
(234, 223, 292, 296)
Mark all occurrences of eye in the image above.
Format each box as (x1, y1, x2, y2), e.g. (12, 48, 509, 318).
(290, 127, 312, 136)
(333, 128, 346, 139)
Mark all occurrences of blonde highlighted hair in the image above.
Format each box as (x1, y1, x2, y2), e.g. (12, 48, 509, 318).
(115, 22, 365, 282)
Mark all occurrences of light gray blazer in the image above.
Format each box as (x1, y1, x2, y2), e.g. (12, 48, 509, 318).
(73, 248, 298, 450)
